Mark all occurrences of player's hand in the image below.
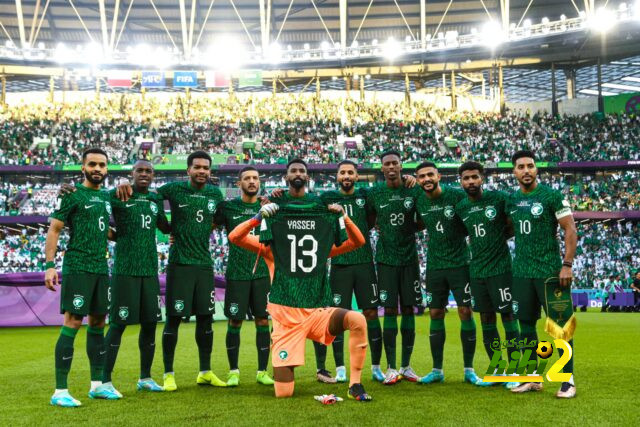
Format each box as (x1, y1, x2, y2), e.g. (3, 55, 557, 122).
(115, 178, 133, 201)
(328, 204, 345, 216)
(559, 266, 573, 287)
(58, 183, 76, 197)
(259, 196, 271, 206)
(402, 175, 417, 188)
(269, 188, 285, 199)
(44, 268, 59, 291)
(260, 203, 279, 218)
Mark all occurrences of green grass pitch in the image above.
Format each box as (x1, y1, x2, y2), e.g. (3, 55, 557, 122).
(0, 311, 636, 426)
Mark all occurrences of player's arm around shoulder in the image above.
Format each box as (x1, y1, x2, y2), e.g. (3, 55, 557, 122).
(329, 207, 366, 257)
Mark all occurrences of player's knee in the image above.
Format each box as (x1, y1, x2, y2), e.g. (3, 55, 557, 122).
(362, 308, 378, 321)
(274, 381, 295, 398)
(64, 314, 83, 329)
(400, 306, 414, 316)
(429, 308, 446, 320)
(480, 312, 496, 324)
(500, 312, 514, 322)
(87, 314, 106, 328)
(346, 311, 366, 333)
(229, 319, 243, 328)
(384, 307, 398, 316)
(254, 317, 269, 327)
(457, 306, 472, 320)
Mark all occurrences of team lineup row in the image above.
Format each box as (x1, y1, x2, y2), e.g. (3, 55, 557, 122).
(44, 147, 577, 407)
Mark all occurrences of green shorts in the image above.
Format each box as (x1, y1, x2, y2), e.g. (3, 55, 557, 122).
(166, 264, 215, 317)
(512, 276, 568, 321)
(329, 263, 378, 310)
(377, 263, 421, 308)
(224, 277, 270, 320)
(426, 266, 471, 309)
(470, 271, 513, 314)
(109, 275, 162, 325)
(61, 273, 109, 316)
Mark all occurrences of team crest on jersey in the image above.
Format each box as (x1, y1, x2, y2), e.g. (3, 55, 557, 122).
(512, 301, 519, 314)
(174, 300, 184, 312)
(356, 198, 365, 207)
(444, 206, 455, 219)
(279, 350, 288, 360)
(118, 307, 129, 320)
(207, 200, 216, 213)
(425, 292, 433, 305)
(150, 203, 158, 215)
(403, 198, 414, 210)
(333, 294, 342, 305)
(72, 295, 84, 309)
(531, 203, 544, 217)
(229, 303, 239, 315)
(484, 206, 497, 219)
(380, 290, 388, 302)
(105, 202, 112, 215)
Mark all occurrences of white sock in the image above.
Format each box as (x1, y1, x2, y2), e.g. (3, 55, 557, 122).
(433, 368, 444, 374)
(568, 374, 575, 385)
(90, 381, 102, 391)
(371, 364, 381, 371)
(229, 369, 239, 374)
(139, 378, 152, 382)
(336, 366, 345, 371)
(54, 389, 68, 395)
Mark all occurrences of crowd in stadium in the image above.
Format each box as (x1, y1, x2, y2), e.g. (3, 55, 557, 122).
(1, 221, 636, 292)
(2, 97, 640, 166)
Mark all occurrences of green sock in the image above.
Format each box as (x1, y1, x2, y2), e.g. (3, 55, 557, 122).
(162, 316, 181, 373)
(313, 341, 327, 371)
(86, 326, 105, 382)
(226, 324, 241, 371)
(400, 314, 416, 368)
(481, 322, 500, 360)
(518, 320, 538, 367)
(429, 318, 446, 370)
(139, 322, 156, 379)
(102, 323, 125, 383)
(561, 339, 574, 377)
(383, 315, 398, 369)
(195, 316, 213, 372)
(55, 326, 78, 389)
(503, 319, 520, 362)
(333, 333, 345, 367)
(460, 318, 477, 368)
(367, 319, 382, 365)
(256, 325, 271, 371)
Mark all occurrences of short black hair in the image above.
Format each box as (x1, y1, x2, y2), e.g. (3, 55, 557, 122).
(337, 160, 358, 170)
(381, 150, 401, 163)
(458, 161, 484, 176)
(512, 150, 536, 165)
(187, 150, 212, 167)
(82, 148, 108, 163)
(415, 161, 437, 173)
(286, 158, 307, 171)
(238, 166, 258, 179)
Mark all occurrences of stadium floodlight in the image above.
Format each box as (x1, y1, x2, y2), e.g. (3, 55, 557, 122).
(589, 8, 616, 33)
(372, 39, 378, 46)
(365, 74, 371, 79)
(205, 35, 246, 69)
(353, 74, 359, 80)
(320, 41, 330, 51)
(265, 42, 282, 64)
(382, 37, 401, 60)
(351, 40, 359, 48)
(54, 42, 74, 64)
(481, 20, 505, 48)
(331, 76, 338, 80)
(635, 1, 640, 19)
(303, 43, 310, 50)
(37, 42, 45, 49)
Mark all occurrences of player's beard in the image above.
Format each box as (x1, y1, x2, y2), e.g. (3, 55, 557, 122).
(339, 179, 354, 192)
(290, 177, 305, 190)
(243, 188, 259, 197)
(464, 185, 480, 197)
(423, 180, 439, 194)
(84, 170, 106, 185)
(518, 175, 535, 189)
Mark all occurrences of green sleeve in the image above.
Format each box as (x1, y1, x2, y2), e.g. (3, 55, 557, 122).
(213, 201, 227, 227)
(550, 189, 572, 219)
(156, 182, 172, 200)
(334, 214, 348, 247)
(154, 194, 168, 225)
(50, 193, 76, 224)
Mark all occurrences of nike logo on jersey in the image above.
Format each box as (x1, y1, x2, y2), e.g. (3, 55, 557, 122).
(62, 356, 72, 360)
(99, 351, 106, 355)
(84, 205, 94, 209)
(371, 337, 381, 342)
(379, 204, 389, 209)
(208, 306, 215, 311)
(179, 204, 189, 208)
(260, 347, 270, 351)
(509, 210, 518, 214)
(462, 217, 469, 222)
(498, 304, 509, 310)
(232, 215, 244, 220)
(125, 203, 136, 208)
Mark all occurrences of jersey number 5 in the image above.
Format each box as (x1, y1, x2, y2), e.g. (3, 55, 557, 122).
(287, 234, 318, 273)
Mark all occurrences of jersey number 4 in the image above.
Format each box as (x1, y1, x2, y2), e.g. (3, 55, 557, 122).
(287, 234, 318, 273)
